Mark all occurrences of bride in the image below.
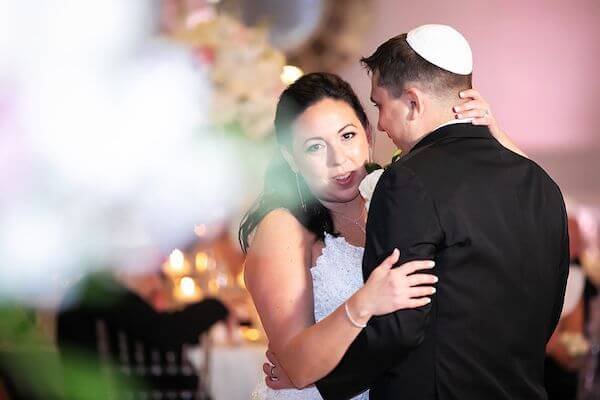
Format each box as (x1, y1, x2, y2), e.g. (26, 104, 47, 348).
(240, 72, 518, 399)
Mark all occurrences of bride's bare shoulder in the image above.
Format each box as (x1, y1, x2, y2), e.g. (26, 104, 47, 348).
(247, 208, 315, 258)
(244, 209, 317, 294)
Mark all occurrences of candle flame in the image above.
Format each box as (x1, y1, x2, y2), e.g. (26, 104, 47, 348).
(180, 276, 197, 297)
(169, 249, 185, 271)
(196, 252, 209, 272)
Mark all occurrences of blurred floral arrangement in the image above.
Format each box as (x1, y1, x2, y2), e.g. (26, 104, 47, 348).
(0, 1, 242, 307)
(164, 3, 289, 140)
(286, 0, 374, 73)
(154, 2, 297, 320)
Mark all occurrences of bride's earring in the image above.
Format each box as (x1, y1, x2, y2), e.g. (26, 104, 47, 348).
(367, 126, 375, 164)
(295, 173, 307, 212)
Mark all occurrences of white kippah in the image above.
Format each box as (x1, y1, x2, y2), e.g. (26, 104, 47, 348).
(406, 24, 473, 75)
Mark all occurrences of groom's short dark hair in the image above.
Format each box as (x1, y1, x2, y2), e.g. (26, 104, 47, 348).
(361, 33, 472, 98)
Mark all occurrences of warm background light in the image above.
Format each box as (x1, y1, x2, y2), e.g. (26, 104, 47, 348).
(280, 65, 304, 85)
(194, 224, 207, 237)
(164, 248, 190, 277)
(170, 249, 185, 269)
(180, 276, 198, 296)
(195, 252, 209, 273)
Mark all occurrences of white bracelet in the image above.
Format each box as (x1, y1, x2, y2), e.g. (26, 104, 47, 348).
(344, 301, 367, 328)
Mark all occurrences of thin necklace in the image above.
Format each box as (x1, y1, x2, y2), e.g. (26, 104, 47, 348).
(332, 205, 366, 235)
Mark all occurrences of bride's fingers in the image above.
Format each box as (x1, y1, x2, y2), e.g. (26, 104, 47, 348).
(266, 376, 289, 390)
(266, 350, 277, 365)
(379, 248, 400, 271)
(453, 99, 489, 113)
(408, 286, 436, 298)
(406, 273, 438, 286)
(456, 108, 488, 120)
(459, 89, 482, 100)
(472, 117, 492, 126)
(408, 297, 432, 308)
(398, 260, 435, 275)
(263, 363, 275, 379)
(265, 376, 281, 389)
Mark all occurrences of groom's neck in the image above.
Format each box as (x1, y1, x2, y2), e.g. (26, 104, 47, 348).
(426, 99, 458, 131)
(406, 107, 456, 151)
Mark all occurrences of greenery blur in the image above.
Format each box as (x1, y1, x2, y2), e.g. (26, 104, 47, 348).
(0, 303, 136, 400)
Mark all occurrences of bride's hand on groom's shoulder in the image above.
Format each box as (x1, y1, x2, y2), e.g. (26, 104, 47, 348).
(351, 250, 438, 319)
(453, 89, 504, 139)
(453, 89, 528, 157)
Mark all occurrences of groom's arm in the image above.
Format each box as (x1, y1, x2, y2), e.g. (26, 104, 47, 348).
(362, 165, 444, 354)
(315, 165, 444, 400)
(547, 197, 569, 341)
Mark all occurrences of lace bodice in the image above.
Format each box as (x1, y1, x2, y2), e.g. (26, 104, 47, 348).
(252, 233, 369, 400)
(311, 233, 365, 323)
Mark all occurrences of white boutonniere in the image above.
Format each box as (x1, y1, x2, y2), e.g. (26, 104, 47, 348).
(359, 168, 384, 212)
(359, 150, 402, 211)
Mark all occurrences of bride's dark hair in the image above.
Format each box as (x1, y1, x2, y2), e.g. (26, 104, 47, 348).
(239, 72, 370, 253)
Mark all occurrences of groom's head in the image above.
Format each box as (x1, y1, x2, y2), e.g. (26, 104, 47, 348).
(362, 25, 473, 152)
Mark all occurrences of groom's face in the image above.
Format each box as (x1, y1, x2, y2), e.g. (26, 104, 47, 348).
(370, 72, 412, 152)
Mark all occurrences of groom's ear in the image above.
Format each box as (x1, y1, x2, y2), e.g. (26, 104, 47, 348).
(404, 87, 425, 121)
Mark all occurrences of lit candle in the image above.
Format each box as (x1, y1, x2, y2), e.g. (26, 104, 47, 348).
(163, 249, 190, 277)
(175, 276, 202, 302)
(195, 252, 209, 273)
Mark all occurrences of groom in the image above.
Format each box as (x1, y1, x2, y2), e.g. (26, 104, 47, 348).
(314, 25, 569, 399)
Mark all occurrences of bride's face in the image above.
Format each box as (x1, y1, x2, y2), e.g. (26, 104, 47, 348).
(286, 98, 370, 204)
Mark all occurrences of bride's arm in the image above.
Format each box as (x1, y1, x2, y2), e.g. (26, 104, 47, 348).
(453, 89, 529, 158)
(245, 209, 364, 389)
(245, 209, 435, 389)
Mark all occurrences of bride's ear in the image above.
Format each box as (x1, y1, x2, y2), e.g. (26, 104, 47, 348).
(280, 146, 299, 174)
(365, 123, 374, 146)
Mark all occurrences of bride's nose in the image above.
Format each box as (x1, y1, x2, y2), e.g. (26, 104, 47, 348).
(328, 145, 348, 167)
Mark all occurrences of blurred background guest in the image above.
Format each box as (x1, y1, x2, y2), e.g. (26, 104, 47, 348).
(545, 215, 595, 399)
(57, 268, 230, 400)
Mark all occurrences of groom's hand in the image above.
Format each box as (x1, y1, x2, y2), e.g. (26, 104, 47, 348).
(263, 350, 295, 390)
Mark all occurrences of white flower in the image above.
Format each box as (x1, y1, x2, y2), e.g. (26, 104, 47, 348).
(359, 169, 384, 211)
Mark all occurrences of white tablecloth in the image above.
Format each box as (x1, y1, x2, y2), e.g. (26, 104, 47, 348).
(188, 343, 267, 400)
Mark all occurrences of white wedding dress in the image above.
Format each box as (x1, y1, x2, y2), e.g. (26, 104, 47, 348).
(251, 232, 369, 400)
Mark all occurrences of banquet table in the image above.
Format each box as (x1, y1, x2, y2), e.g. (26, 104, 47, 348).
(188, 341, 268, 400)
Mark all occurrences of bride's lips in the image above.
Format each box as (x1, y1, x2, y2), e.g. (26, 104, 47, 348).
(332, 171, 356, 187)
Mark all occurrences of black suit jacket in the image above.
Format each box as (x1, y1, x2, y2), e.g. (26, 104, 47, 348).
(316, 123, 569, 400)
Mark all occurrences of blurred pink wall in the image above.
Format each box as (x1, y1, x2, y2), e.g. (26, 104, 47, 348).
(339, 0, 600, 204)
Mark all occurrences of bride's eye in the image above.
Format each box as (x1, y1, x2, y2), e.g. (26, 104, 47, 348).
(306, 143, 324, 153)
(342, 132, 356, 140)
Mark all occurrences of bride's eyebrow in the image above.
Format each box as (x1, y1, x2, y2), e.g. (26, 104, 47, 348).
(303, 124, 357, 144)
(338, 123, 357, 132)
(303, 136, 325, 144)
